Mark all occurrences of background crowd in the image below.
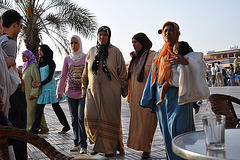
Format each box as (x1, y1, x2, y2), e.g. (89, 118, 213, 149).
(207, 59, 240, 87)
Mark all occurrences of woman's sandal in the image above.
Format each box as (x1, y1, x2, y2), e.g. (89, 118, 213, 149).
(90, 151, 98, 155)
(141, 152, 151, 159)
(105, 153, 115, 157)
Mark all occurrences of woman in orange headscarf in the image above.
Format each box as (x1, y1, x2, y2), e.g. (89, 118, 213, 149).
(140, 21, 195, 160)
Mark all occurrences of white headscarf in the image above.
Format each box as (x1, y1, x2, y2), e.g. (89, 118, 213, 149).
(70, 35, 85, 62)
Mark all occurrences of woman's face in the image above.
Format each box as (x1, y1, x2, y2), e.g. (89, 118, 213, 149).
(132, 38, 142, 52)
(70, 38, 80, 52)
(22, 54, 27, 62)
(38, 47, 44, 57)
(162, 25, 174, 42)
(98, 31, 109, 45)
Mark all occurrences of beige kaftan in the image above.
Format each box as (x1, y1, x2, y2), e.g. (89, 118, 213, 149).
(82, 45, 128, 154)
(127, 50, 158, 152)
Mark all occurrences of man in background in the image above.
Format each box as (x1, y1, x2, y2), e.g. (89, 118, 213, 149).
(0, 9, 27, 160)
(215, 61, 224, 87)
(211, 63, 216, 87)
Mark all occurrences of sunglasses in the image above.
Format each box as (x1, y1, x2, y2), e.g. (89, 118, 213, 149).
(70, 42, 78, 44)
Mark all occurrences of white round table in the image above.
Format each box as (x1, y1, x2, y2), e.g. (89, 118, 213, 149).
(172, 129, 240, 160)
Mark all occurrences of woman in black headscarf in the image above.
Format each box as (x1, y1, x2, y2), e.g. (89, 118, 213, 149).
(30, 44, 70, 134)
(82, 26, 128, 157)
(126, 33, 157, 159)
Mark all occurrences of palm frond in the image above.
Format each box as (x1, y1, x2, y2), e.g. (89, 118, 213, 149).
(0, 0, 13, 12)
(1, 0, 98, 56)
(57, 1, 98, 39)
(43, 28, 70, 55)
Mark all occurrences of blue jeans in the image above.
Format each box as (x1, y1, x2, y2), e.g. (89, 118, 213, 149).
(67, 97, 87, 148)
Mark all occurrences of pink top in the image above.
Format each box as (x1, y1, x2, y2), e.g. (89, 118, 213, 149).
(57, 55, 86, 99)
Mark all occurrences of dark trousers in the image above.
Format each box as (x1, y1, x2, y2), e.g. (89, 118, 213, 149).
(67, 97, 87, 148)
(30, 102, 70, 134)
(9, 87, 27, 160)
(212, 75, 216, 86)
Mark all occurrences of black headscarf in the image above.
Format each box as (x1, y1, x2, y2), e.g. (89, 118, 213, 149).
(92, 26, 112, 80)
(39, 44, 54, 67)
(38, 44, 56, 86)
(127, 33, 152, 82)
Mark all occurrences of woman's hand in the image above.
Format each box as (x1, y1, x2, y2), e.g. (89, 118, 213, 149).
(56, 94, 63, 100)
(29, 95, 35, 100)
(32, 81, 41, 88)
(129, 51, 135, 58)
(5, 57, 16, 67)
(169, 55, 189, 65)
(82, 95, 86, 100)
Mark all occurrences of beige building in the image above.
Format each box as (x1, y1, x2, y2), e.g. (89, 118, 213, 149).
(204, 49, 240, 68)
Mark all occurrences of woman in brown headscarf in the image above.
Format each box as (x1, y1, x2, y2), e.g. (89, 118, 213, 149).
(140, 21, 195, 160)
(126, 33, 157, 159)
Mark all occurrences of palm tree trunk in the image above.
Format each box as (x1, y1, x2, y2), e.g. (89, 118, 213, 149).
(24, 27, 40, 61)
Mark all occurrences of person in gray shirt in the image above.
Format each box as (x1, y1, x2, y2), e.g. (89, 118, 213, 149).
(0, 33, 17, 58)
(0, 9, 28, 160)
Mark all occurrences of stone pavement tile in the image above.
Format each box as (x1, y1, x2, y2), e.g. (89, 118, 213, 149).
(72, 154, 107, 159)
(27, 86, 240, 159)
(27, 99, 165, 159)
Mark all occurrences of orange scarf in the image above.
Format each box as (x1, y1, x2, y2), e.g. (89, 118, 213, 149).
(151, 21, 180, 86)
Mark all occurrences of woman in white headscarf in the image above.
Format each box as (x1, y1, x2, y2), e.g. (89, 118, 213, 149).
(57, 35, 87, 154)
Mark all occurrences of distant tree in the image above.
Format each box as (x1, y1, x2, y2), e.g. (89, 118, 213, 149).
(0, 0, 98, 57)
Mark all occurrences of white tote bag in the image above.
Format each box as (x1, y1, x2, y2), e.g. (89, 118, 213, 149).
(178, 52, 210, 105)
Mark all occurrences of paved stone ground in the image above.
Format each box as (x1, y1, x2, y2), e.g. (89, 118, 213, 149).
(27, 86, 240, 160)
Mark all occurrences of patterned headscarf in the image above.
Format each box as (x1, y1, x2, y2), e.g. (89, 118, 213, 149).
(127, 33, 152, 82)
(151, 21, 180, 86)
(92, 26, 112, 80)
(22, 50, 38, 73)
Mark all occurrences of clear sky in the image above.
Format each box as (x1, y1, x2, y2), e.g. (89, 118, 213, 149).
(16, 0, 240, 70)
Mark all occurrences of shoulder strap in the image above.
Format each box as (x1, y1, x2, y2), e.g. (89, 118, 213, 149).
(2, 50, 8, 58)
